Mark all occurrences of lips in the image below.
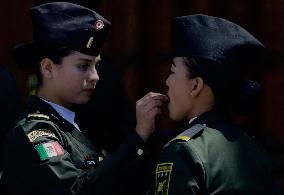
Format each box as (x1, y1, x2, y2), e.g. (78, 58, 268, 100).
(167, 92, 171, 102)
(82, 88, 94, 95)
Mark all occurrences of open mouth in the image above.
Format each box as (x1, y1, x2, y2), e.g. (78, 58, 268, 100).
(83, 89, 94, 95)
(167, 93, 171, 102)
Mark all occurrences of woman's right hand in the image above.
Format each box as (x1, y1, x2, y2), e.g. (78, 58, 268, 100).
(135, 92, 168, 141)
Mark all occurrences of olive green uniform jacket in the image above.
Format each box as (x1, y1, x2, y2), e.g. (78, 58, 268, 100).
(153, 110, 278, 195)
(2, 96, 148, 195)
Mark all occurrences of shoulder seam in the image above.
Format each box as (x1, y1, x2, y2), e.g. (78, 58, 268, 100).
(180, 141, 207, 186)
(171, 124, 207, 143)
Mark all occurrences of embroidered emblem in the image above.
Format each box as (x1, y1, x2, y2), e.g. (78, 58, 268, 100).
(83, 155, 97, 168)
(27, 113, 49, 120)
(170, 124, 207, 143)
(27, 129, 57, 142)
(86, 36, 94, 48)
(34, 141, 64, 161)
(94, 19, 104, 30)
(171, 135, 190, 142)
(155, 162, 173, 195)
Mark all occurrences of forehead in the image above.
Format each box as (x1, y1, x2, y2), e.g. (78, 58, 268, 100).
(65, 51, 101, 62)
(172, 57, 187, 68)
(172, 57, 193, 78)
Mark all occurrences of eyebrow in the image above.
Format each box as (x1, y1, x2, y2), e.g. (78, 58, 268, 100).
(77, 58, 93, 63)
(77, 57, 102, 64)
(95, 58, 102, 64)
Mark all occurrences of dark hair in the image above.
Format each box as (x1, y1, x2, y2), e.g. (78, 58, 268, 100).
(13, 44, 73, 86)
(183, 56, 260, 115)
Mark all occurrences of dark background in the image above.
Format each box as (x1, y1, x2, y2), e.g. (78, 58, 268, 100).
(0, 0, 284, 192)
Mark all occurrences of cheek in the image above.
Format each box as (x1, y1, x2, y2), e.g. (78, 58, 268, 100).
(66, 70, 85, 84)
(56, 71, 84, 94)
(169, 78, 190, 100)
(168, 82, 192, 120)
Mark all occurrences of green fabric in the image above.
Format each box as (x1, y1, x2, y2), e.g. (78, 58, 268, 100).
(35, 144, 48, 161)
(153, 110, 278, 195)
(3, 96, 149, 195)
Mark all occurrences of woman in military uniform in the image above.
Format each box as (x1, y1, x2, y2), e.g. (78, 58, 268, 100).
(149, 14, 278, 195)
(2, 2, 167, 195)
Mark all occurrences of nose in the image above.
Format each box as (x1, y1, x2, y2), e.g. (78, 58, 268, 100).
(165, 75, 170, 87)
(87, 67, 99, 84)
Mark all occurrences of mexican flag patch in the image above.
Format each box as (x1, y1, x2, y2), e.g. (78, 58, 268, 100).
(35, 141, 64, 161)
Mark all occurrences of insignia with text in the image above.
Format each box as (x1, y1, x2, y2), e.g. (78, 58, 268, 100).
(27, 113, 49, 120)
(27, 129, 57, 142)
(155, 162, 173, 195)
(34, 141, 64, 161)
(83, 155, 97, 169)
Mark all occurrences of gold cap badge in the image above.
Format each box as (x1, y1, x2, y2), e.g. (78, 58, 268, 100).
(94, 20, 104, 30)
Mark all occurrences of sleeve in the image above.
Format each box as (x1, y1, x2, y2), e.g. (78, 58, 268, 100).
(85, 132, 149, 195)
(3, 120, 149, 195)
(153, 141, 206, 195)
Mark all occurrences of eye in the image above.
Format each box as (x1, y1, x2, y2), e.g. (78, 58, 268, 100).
(95, 63, 100, 70)
(78, 64, 89, 71)
(169, 65, 175, 74)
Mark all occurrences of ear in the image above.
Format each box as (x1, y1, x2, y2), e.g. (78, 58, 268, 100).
(190, 77, 204, 97)
(40, 58, 55, 79)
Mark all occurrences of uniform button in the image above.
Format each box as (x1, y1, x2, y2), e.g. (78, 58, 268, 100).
(137, 149, 143, 156)
(99, 157, 103, 162)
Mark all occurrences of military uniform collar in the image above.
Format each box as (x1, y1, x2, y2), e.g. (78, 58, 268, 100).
(188, 109, 229, 128)
(27, 96, 78, 131)
(188, 117, 197, 126)
(41, 99, 81, 131)
(170, 110, 228, 142)
(28, 96, 58, 114)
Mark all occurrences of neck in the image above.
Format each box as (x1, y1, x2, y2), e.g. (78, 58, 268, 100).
(188, 103, 213, 120)
(37, 87, 72, 109)
(187, 85, 215, 120)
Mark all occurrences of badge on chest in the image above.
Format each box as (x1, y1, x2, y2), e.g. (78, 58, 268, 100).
(82, 155, 104, 169)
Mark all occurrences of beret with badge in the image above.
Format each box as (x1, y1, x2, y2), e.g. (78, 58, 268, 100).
(13, 2, 111, 69)
(171, 14, 264, 113)
(171, 14, 264, 65)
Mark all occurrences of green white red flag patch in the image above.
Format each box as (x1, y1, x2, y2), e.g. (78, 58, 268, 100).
(35, 141, 64, 161)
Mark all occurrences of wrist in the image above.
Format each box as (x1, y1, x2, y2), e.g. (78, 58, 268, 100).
(135, 127, 150, 142)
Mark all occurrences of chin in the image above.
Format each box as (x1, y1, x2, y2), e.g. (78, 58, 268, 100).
(168, 105, 187, 121)
(75, 96, 91, 105)
(169, 113, 183, 121)
(168, 108, 183, 121)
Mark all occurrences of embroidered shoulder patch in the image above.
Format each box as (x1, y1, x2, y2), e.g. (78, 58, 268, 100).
(27, 113, 49, 120)
(171, 135, 191, 142)
(170, 124, 207, 143)
(34, 141, 64, 161)
(155, 162, 173, 195)
(27, 129, 57, 142)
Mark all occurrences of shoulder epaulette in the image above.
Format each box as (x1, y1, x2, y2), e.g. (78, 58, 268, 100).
(171, 124, 207, 142)
(171, 135, 190, 142)
(27, 111, 49, 121)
